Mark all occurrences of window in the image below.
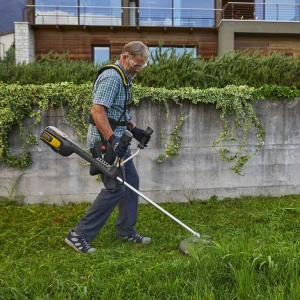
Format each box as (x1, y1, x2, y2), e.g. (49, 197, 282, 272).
(139, 0, 172, 26)
(148, 46, 197, 63)
(94, 46, 110, 66)
(35, 0, 77, 4)
(35, 0, 78, 25)
(80, 0, 122, 25)
(80, 0, 120, 5)
(138, 0, 214, 27)
(35, 0, 122, 25)
(174, 0, 214, 27)
(255, 0, 300, 21)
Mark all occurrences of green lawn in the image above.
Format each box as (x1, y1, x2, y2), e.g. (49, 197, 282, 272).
(1, 195, 300, 299)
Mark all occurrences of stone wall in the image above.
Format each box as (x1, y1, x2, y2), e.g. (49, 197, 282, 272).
(15, 22, 35, 63)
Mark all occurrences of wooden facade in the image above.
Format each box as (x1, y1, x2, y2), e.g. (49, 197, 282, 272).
(33, 25, 218, 61)
(25, 0, 300, 61)
(235, 34, 300, 57)
(33, 24, 300, 61)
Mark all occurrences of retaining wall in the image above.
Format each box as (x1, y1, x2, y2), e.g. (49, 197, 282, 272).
(1, 99, 300, 204)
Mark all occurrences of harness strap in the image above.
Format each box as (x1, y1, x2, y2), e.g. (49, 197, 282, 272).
(95, 64, 127, 86)
(89, 64, 130, 149)
(88, 114, 126, 130)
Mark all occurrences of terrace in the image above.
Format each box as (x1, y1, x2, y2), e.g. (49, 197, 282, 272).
(23, 2, 300, 28)
(23, 5, 220, 28)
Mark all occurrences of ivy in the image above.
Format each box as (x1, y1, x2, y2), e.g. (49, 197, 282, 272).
(156, 99, 185, 163)
(0, 82, 91, 168)
(132, 84, 299, 174)
(1, 82, 300, 174)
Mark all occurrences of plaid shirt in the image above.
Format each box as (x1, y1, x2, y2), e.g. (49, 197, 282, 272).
(87, 61, 132, 149)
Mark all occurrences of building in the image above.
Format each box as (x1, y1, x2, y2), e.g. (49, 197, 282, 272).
(0, 30, 15, 60)
(0, 0, 26, 60)
(15, 0, 300, 63)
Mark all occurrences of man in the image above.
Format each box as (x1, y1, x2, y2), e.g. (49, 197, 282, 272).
(65, 41, 152, 253)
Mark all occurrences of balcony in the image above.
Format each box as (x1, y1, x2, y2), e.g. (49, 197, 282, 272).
(223, 2, 300, 21)
(23, 3, 300, 29)
(23, 5, 221, 28)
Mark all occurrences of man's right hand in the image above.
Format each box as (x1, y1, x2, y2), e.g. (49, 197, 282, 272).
(109, 134, 128, 158)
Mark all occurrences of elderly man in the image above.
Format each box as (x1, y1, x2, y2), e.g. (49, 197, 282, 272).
(65, 41, 152, 253)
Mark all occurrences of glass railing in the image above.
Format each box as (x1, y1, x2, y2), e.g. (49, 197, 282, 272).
(23, 5, 222, 28)
(223, 2, 300, 21)
(138, 7, 218, 27)
(23, 3, 300, 28)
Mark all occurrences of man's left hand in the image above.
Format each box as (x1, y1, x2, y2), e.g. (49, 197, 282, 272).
(132, 127, 151, 146)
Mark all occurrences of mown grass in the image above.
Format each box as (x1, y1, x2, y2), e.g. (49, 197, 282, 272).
(0, 194, 300, 300)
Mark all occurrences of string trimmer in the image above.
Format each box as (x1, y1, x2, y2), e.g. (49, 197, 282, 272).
(40, 126, 212, 254)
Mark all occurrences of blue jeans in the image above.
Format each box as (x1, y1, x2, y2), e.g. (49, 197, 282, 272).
(74, 149, 139, 241)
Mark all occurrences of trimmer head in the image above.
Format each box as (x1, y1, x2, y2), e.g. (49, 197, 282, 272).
(179, 235, 212, 255)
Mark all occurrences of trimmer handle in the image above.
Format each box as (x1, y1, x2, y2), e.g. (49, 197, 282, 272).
(121, 130, 133, 145)
(138, 126, 154, 149)
(112, 130, 133, 167)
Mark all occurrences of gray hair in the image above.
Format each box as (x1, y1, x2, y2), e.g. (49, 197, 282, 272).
(121, 41, 150, 62)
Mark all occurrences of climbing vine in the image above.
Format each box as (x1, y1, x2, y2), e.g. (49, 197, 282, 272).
(131, 84, 299, 174)
(0, 82, 299, 174)
(156, 114, 185, 163)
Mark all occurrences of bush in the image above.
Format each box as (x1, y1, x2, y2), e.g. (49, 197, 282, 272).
(0, 51, 101, 85)
(137, 49, 300, 89)
(1, 48, 300, 89)
(1, 47, 300, 173)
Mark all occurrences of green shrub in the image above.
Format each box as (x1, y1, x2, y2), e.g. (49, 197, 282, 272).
(0, 51, 101, 85)
(1, 47, 300, 174)
(1, 48, 300, 89)
(139, 48, 300, 89)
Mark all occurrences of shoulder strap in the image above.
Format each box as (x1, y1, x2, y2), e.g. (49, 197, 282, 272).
(90, 64, 129, 142)
(94, 64, 128, 88)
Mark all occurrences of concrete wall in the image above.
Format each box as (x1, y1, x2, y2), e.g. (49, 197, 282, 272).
(1, 98, 300, 205)
(218, 20, 300, 56)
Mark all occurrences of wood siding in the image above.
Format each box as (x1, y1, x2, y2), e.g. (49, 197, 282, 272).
(235, 33, 300, 57)
(33, 25, 218, 61)
(33, 24, 300, 61)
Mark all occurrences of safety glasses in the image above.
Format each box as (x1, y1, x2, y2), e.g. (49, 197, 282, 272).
(129, 59, 147, 69)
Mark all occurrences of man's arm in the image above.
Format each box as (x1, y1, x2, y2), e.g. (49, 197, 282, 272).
(90, 103, 114, 141)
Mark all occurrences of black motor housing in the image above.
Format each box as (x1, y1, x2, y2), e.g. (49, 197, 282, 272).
(90, 141, 116, 176)
(40, 126, 124, 179)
